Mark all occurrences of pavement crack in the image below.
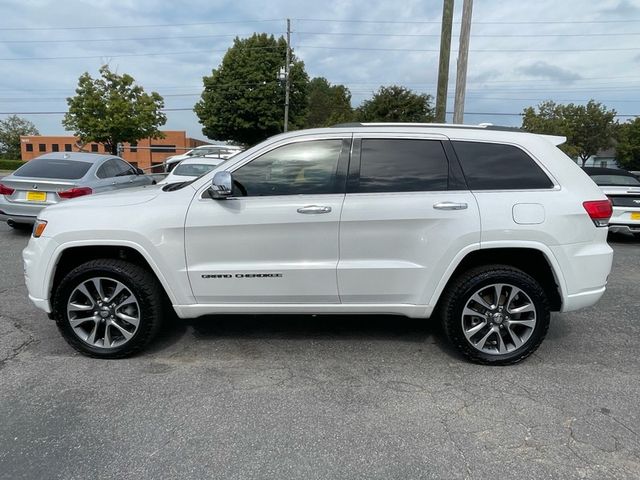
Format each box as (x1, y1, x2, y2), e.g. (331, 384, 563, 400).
(0, 336, 37, 370)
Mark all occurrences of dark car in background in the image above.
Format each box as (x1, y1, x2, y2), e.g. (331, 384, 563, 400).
(0, 152, 153, 228)
(584, 167, 640, 237)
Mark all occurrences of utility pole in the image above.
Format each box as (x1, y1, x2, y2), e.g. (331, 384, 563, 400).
(435, 0, 454, 123)
(453, 0, 473, 124)
(284, 18, 291, 132)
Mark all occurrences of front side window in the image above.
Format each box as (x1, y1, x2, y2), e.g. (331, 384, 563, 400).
(351, 139, 449, 193)
(96, 159, 119, 178)
(232, 140, 344, 196)
(452, 141, 554, 190)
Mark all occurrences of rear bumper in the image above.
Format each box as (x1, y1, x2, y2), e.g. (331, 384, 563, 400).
(0, 212, 36, 225)
(609, 206, 640, 233)
(609, 224, 640, 234)
(550, 238, 613, 313)
(0, 196, 45, 221)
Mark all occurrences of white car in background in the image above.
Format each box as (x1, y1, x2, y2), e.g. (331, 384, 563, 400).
(584, 167, 640, 237)
(160, 157, 227, 184)
(165, 145, 243, 172)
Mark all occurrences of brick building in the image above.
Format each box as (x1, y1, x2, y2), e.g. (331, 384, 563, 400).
(19, 131, 208, 170)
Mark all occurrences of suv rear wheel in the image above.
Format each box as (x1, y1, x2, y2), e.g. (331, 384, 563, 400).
(441, 265, 550, 365)
(52, 259, 164, 358)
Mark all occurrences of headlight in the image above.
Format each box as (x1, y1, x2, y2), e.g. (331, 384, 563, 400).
(33, 219, 47, 238)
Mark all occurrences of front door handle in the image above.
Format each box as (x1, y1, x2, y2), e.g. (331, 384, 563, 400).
(297, 205, 332, 214)
(433, 201, 468, 210)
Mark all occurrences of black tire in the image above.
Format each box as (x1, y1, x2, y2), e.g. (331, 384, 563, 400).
(440, 265, 550, 366)
(52, 259, 164, 358)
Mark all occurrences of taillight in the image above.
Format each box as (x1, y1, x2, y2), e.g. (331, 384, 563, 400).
(0, 183, 15, 196)
(583, 200, 613, 227)
(58, 187, 92, 199)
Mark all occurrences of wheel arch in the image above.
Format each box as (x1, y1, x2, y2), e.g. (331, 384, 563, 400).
(431, 245, 564, 312)
(48, 242, 178, 308)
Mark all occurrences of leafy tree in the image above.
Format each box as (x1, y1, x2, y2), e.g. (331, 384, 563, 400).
(522, 100, 617, 166)
(0, 115, 39, 159)
(356, 85, 434, 123)
(616, 118, 640, 171)
(305, 77, 353, 128)
(63, 65, 166, 155)
(195, 34, 309, 146)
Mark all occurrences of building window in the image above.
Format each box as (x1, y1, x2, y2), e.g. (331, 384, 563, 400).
(64, 144, 72, 152)
(130, 142, 137, 153)
(26, 144, 33, 152)
(151, 144, 176, 153)
(39, 144, 46, 152)
(91, 144, 99, 152)
(52, 144, 59, 152)
(103, 145, 109, 152)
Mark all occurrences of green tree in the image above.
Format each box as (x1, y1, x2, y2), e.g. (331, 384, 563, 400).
(63, 65, 166, 155)
(522, 100, 617, 166)
(356, 85, 434, 123)
(305, 77, 353, 128)
(0, 115, 39, 159)
(616, 118, 640, 170)
(195, 34, 309, 146)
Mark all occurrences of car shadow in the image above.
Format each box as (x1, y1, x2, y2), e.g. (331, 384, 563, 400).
(147, 312, 454, 357)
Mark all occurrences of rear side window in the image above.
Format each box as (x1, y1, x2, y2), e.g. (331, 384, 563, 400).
(13, 158, 91, 180)
(452, 141, 553, 190)
(352, 139, 448, 193)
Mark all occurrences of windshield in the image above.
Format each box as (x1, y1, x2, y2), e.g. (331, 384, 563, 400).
(173, 163, 218, 176)
(590, 174, 640, 187)
(13, 158, 92, 179)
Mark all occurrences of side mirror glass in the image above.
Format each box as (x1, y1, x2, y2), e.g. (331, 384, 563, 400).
(135, 167, 144, 175)
(209, 171, 233, 199)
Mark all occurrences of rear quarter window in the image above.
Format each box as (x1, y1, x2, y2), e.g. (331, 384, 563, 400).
(452, 141, 553, 190)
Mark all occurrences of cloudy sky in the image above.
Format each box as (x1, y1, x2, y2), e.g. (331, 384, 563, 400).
(0, 0, 639, 141)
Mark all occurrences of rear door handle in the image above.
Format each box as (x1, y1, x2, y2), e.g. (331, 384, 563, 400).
(433, 201, 468, 210)
(297, 205, 332, 214)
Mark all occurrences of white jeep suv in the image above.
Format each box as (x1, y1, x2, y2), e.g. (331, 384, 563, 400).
(23, 123, 613, 364)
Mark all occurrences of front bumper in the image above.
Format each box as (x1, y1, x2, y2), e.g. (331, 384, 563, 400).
(23, 235, 59, 314)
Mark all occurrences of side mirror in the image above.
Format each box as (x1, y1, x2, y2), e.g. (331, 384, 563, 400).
(208, 171, 233, 199)
(135, 167, 144, 175)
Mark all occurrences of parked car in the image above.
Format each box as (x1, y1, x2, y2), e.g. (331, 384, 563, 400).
(0, 152, 152, 228)
(160, 157, 227, 184)
(584, 167, 640, 237)
(165, 145, 243, 172)
(23, 123, 613, 364)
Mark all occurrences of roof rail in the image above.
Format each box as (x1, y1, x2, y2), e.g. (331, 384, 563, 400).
(331, 122, 523, 132)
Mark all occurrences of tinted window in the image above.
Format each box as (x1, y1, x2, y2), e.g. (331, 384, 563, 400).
(91, 144, 98, 152)
(13, 158, 91, 179)
(352, 139, 448, 193)
(64, 144, 72, 152)
(232, 140, 344, 196)
(112, 159, 135, 176)
(38, 144, 46, 152)
(453, 141, 553, 190)
(590, 174, 640, 186)
(51, 144, 59, 152)
(26, 144, 33, 152)
(97, 159, 119, 178)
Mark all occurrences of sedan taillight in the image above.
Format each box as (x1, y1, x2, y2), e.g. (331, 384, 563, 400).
(583, 200, 613, 227)
(58, 187, 92, 199)
(0, 183, 15, 196)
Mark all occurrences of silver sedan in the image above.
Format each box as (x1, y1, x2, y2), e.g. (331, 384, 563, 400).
(0, 152, 153, 228)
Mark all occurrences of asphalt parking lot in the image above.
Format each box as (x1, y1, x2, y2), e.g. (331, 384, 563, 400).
(0, 222, 639, 480)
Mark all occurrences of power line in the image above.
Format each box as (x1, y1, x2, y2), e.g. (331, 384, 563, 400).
(0, 19, 282, 31)
(294, 31, 640, 38)
(293, 17, 640, 25)
(0, 46, 282, 61)
(0, 33, 284, 44)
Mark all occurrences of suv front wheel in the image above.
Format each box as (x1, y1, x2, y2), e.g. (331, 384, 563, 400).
(52, 259, 164, 358)
(441, 265, 550, 365)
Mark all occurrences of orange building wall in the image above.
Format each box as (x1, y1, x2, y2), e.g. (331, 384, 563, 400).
(20, 131, 207, 170)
